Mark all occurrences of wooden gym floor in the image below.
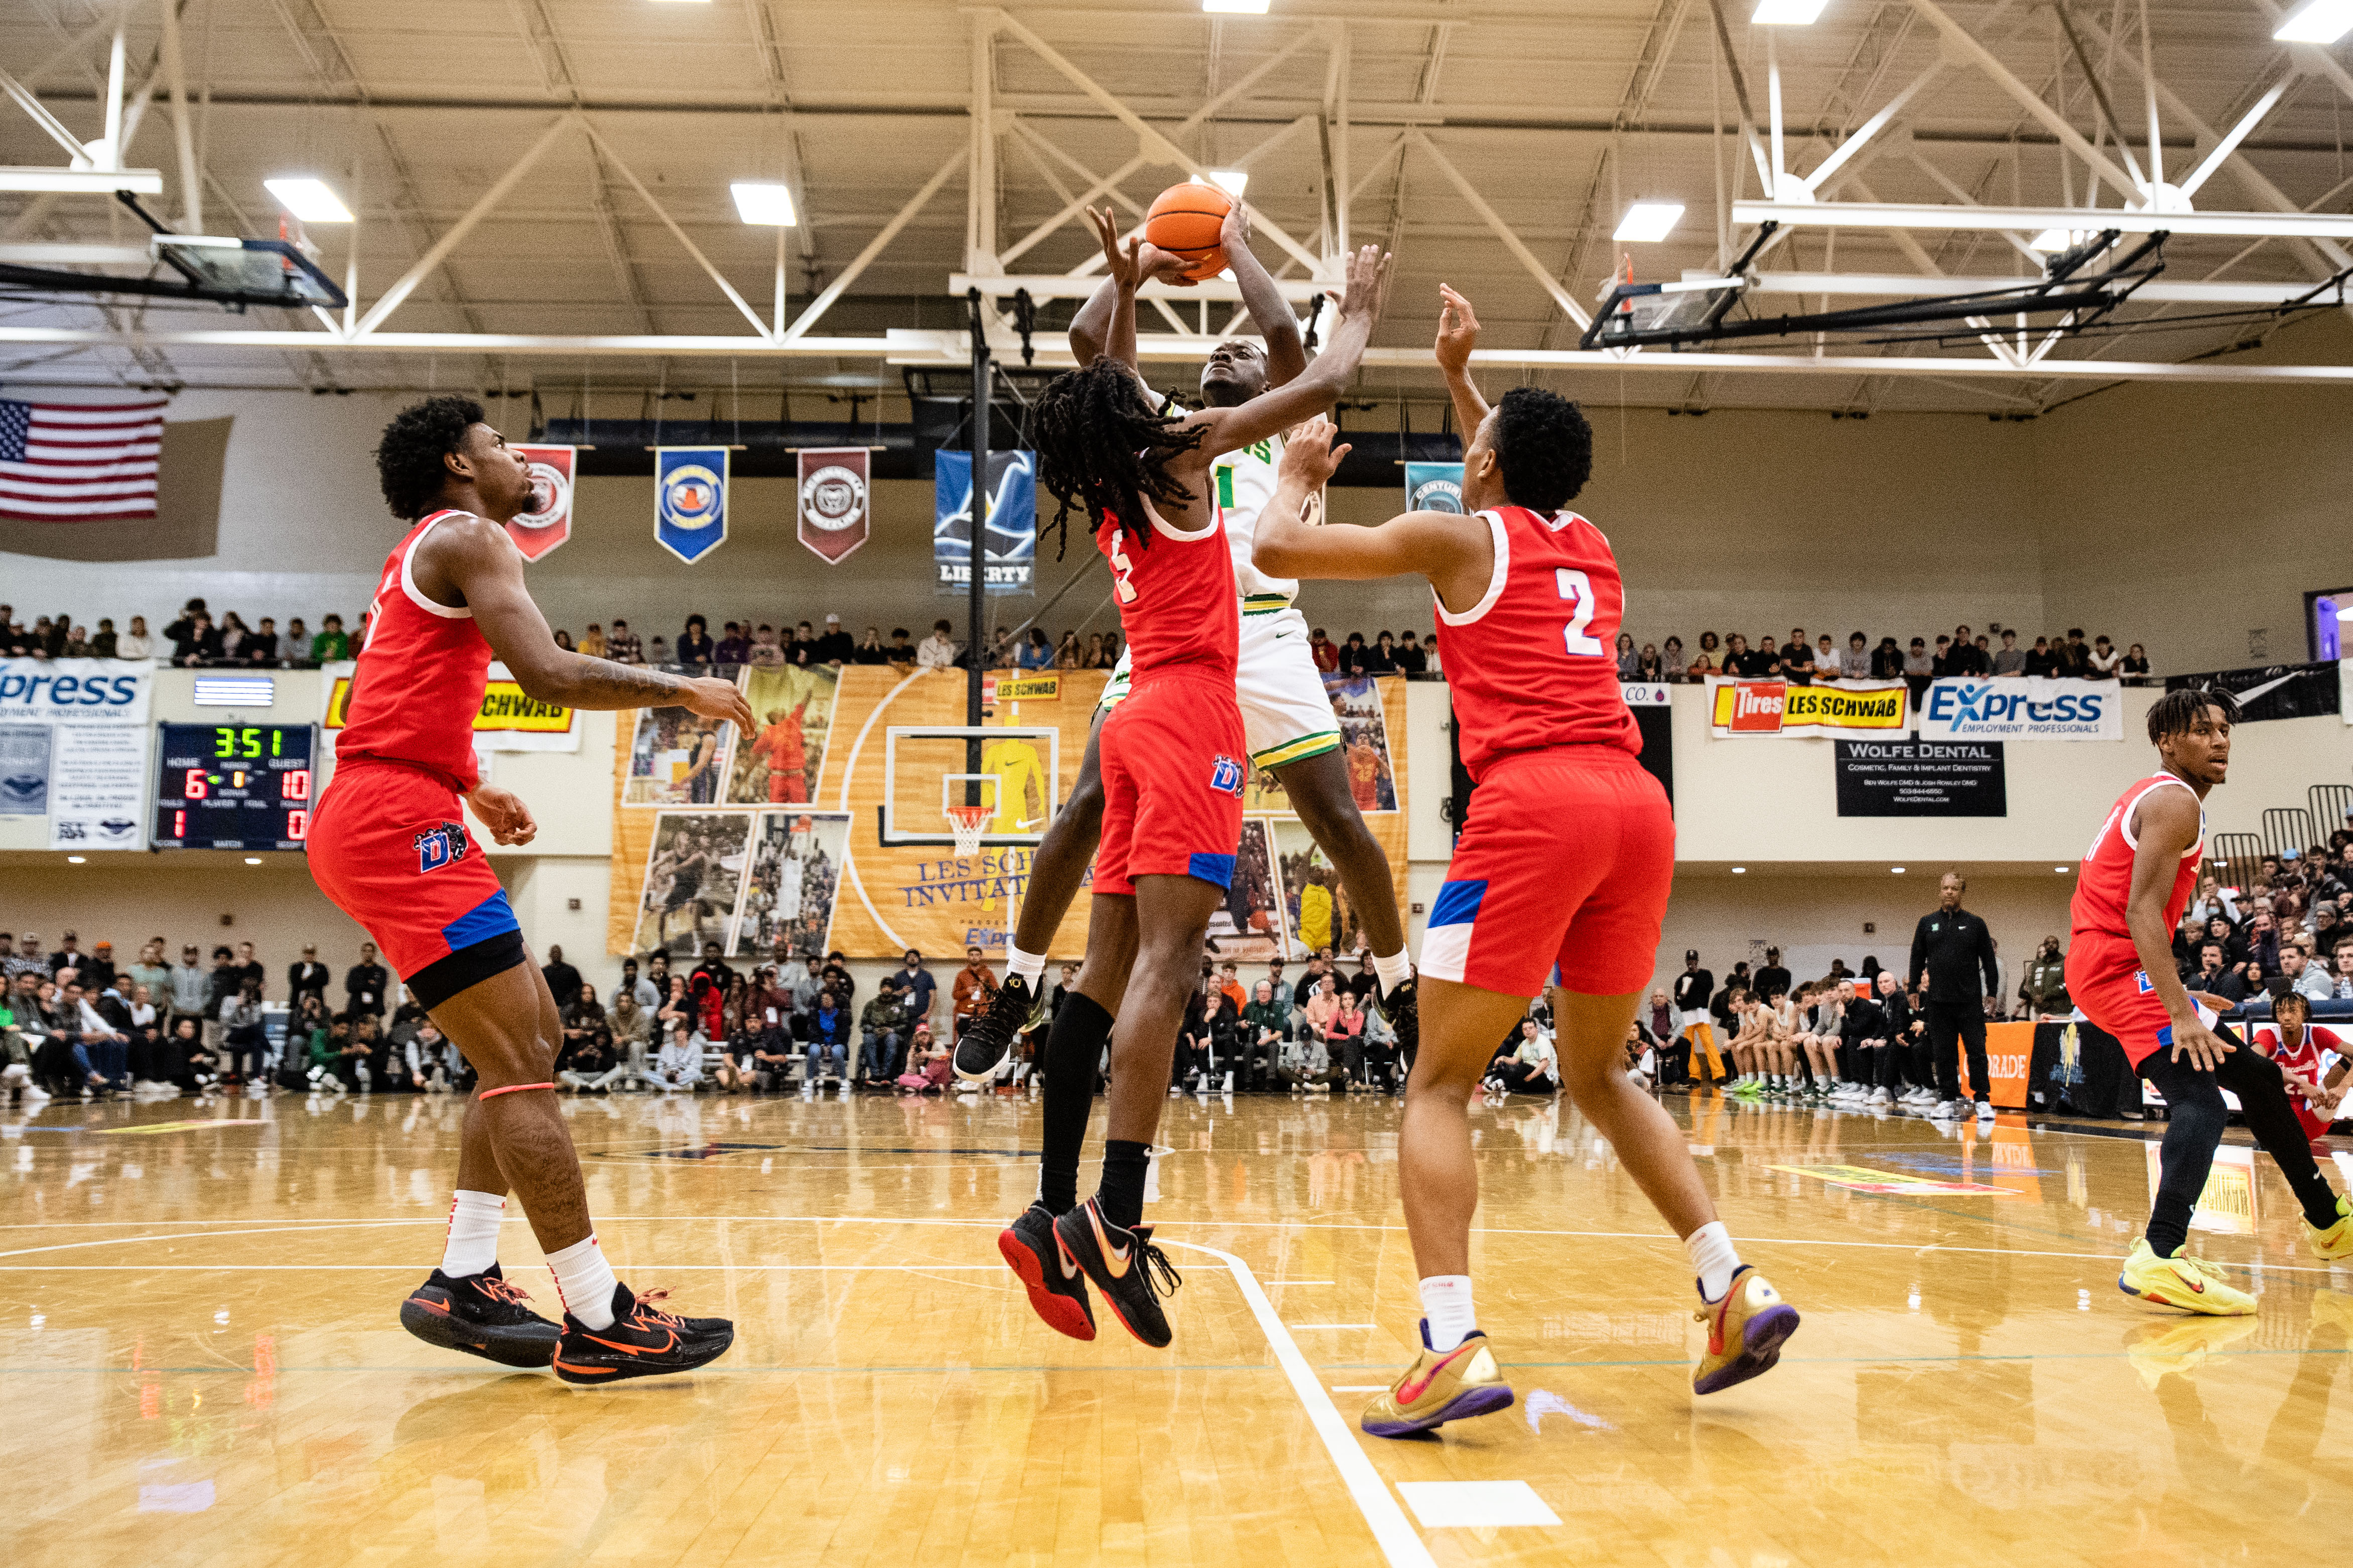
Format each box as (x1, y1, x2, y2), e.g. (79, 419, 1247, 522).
(5, 1086, 2349, 1567)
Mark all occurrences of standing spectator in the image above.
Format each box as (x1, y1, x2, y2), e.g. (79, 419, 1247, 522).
(1752, 948, 1791, 1004)
(2121, 643, 2151, 677)
(1910, 871, 2000, 1120)
(604, 619, 642, 663)
(2086, 636, 2122, 678)
(896, 949, 939, 1032)
(309, 613, 349, 662)
(1396, 630, 1430, 674)
(713, 621, 750, 666)
(676, 615, 716, 668)
(2058, 628, 2092, 675)
(288, 945, 330, 1004)
(2019, 936, 2069, 1016)
(345, 941, 389, 1021)
(1901, 637, 1934, 703)
(917, 619, 960, 670)
(1309, 627, 1340, 672)
(232, 940, 265, 997)
(578, 624, 607, 658)
(542, 944, 583, 1008)
(810, 615, 855, 664)
(165, 942, 209, 1027)
(244, 618, 282, 664)
(952, 946, 997, 1042)
(1991, 630, 2027, 676)
(1613, 632, 1639, 680)
(116, 616, 152, 659)
(1657, 636, 1683, 681)
(1781, 632, 1815, 683)
(854, 626, 890, 665)
(883, 627, 917, 664)
(615, 955, 660, 1010)
(126, 939, 171, 1004)
(88, 618, 117, 658)
(1017, 628, 1055, 670)
(1054, 630, 1084, 668)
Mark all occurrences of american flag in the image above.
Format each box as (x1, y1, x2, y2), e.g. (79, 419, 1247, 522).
(0, 398, 168, 522)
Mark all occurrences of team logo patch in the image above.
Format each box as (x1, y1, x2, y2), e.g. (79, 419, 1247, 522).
(1208, 754, 1245, 796)
(414, 820, 470, 874)
(2135, 970, 2154, 993)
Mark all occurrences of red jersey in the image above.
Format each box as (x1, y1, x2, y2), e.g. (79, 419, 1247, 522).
(336, 509, 495, 790)
(2254, 1022, 2344, 1081)
(1437, 506, 1641, 780)
(1096, 498, 1238, 684)
(2069, 773, 2204, 940)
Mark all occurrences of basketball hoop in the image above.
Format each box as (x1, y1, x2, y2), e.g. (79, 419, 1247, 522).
(945, 804, 992, 857)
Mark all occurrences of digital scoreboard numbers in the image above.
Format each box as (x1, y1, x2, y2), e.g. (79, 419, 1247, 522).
(153, 724, 317, 851)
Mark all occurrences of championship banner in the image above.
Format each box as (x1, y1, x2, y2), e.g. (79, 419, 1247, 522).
(1404, 461, 1464, 513)
(935, 450, 1036, 594)
(507, 443, 575, 560)
(797, 447, 870, 564)
(1918, 677, 2122, 741)
(655, 445, 728, 564)
(607, 666, 1413, 963)
(1707, 678, 1908, 739)
(0, 657, 153, 850)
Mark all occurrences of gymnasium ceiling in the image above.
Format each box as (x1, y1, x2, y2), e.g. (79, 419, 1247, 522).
(5, 0, 2353, 414)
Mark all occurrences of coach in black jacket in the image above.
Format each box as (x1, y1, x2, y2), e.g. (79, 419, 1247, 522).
(1909, 872, 2000, 1112)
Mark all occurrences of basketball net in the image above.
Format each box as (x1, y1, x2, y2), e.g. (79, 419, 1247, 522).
(945, 804, 992, 858)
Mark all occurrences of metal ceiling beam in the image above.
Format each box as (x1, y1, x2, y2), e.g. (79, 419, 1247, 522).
(1753, 271, 2332, 304)
(780, 138, 969, 341)
(1904, 0, 2141, 202)
(1408, 130, 1591, 330)
(1733, 200, 2353, 240)
(352, 115, 576, 337)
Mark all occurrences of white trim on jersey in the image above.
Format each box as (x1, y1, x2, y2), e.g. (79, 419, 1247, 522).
(2117, 774, 2202, 858)
(399, 509, 476, 621)
(1143, 494, 1220, 543)
(1433, 508, 1511, 626)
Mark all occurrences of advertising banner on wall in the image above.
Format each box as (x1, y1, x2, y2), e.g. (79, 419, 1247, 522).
(1708, 678, 1908, 739)
(1917, 677, 2123, 741)
(797, 447, 870, 563)
(1834, 739, 2007, 817)
(322, 662, 578, 754)
(654, 445, 729, 564)
(934, 449, 1036, 594)
(507, 443, 575, 560)
(1403, 461, 1464, 513)
(0, 658, 153, 849)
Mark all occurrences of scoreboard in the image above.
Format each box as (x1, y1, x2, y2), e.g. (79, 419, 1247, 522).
(154, 724, 316, 851)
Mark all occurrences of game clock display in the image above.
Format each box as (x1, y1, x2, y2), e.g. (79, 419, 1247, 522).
(154, 724, 317, 851)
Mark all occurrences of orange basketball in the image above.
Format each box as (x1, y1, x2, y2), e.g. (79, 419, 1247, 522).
(1144, 182, 1232, 280)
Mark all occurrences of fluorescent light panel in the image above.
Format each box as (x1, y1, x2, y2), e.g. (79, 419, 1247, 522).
(730, 182, 797, 225)
(1202, 0, 1271, 13)
(0, 166, 163, 194)
(2275, 0, 2353, 42)
(1209, 169, 1249, 196)
(1752, 0, 1828, 22)
(263, 177, 352, 223)
(1614, 201, 1685, 242)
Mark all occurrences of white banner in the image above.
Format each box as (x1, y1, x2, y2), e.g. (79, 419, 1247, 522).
(1917, 677, 2123, 742)
(0, 659, 153, 849)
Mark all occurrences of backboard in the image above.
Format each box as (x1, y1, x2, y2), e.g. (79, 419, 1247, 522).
(878, 724, 1061, 848)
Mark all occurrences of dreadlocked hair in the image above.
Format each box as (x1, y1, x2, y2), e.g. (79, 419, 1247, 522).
(1032, 357, 1206, 560)
(2147, 684, 2239, 745)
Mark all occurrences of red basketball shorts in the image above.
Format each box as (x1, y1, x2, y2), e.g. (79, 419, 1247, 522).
(307, 760, 527, 1010)
(2065, 931, 2207, 1069)
(1093, 669, 1247, 898)
(1420, 745, 1674, 999)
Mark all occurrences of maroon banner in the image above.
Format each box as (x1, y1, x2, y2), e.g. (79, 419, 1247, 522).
(797, 447, 869, 564)
(508, 444, 575, 560)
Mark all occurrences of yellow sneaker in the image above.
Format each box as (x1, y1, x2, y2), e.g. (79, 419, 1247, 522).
(2123, 1316, 2259, 1390)
(2305, 1194, 2353, 1261)
(2117, 1238, 2256, 1315)
(1359, 1324, 1514, 1438)
(1692, 1265, 1800, 1395)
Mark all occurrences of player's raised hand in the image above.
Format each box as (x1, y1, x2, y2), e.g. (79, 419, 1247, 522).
(1136, 242, 1197, 289)
(1278, 415, 1351, 491)
(1335, 243, 1393, 325)
(1219, 198, 1254, 258)
(1435, 284, 1481, 376)
(681, 674, 755, 733)
(465, 784, 538, 847)
(2168, 1014, 2236, 1072)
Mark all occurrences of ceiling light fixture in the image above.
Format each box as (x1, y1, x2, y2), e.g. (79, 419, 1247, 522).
(1890, 866, 1906, 874)
(1752, 0, 1829, 22)
(1614, 201, 1685, 242)
(2054, 865, 2070, 873)
(66, 854, 86, 864)
(1731, 867, 1748, 875)
(2030, 227, 2094, 253)
(244, 856, 263, 865)
(1203, 0, 1272, 12)
(1209, 170, 1249, 197)
(263, 177, 352, 223)
(730, 182, 797, 226)
(2275, 0, 2353, 43)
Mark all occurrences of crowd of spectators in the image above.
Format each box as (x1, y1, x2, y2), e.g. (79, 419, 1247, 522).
(1617, 623, 2153, 688)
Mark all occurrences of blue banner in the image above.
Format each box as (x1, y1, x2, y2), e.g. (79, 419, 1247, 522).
(935, 450, 1036, 595)
(1404, 461, 1464, 513)
(655, 446, 729, 563)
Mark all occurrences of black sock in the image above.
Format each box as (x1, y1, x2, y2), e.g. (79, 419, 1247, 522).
(1098, 1139, 1150, 1229)
(1036, 992, 1112, 1214)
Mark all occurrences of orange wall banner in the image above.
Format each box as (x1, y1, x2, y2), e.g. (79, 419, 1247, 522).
(1973, 1021, 2035, 1109)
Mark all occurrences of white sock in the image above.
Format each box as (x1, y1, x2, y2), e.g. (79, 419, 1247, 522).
(1419, 1274, 1477, 1353)
(1686, 1221, 1742, 1302)
(441, 1189, 505, 1278)
(1007, 945, 1047, 986)
(1372, 948, 1412, 995)
(546, 1234, 619, 1330)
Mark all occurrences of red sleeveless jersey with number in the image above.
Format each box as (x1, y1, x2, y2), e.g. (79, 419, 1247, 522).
(1096, 497, 1238, 683)
(2069, 773, 2205, 939)
(1439, 505, 1641, 780)
(336, 509, 495, 790)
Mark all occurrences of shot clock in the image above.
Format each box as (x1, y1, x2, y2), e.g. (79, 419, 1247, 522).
(154, 723, 317, 851)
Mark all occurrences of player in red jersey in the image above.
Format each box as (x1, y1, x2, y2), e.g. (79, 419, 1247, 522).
(2065, 687, 2353, 1314)
(1252, 288, 1797, 1437)
(311, 397, 753, 1383)
(992, 212, 1390, 1350)
(2250, 990, 2347, 1147)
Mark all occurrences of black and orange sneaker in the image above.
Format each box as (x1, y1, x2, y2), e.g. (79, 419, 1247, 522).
(552, 1283, 735, 1385)
(1052, 1197, 1183, 1349)
(955, 974, 1043, 1083)
(997, 1202, 1095, 1341)
(399, 1263, 562, 1369)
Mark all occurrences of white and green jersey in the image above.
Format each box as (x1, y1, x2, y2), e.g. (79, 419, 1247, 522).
(1211, 434, 1299, 607)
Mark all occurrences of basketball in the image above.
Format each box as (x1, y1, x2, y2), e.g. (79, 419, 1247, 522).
(1144, 181, 1232, 280)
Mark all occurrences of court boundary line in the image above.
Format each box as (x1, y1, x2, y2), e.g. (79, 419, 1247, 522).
(1161, 1238, 1435, 1568)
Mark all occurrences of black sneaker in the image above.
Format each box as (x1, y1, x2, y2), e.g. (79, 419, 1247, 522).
(1052, 1197, 1183, 1349)
(1379, 975, 1419, 1075)
(997, 1202, 1096, 1341)
(552, 1282, 734, 1385)
(954, 973, 1040, 1083)
(399, 1262, 562, 1369)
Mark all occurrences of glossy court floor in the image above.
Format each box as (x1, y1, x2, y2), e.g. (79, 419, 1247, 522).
(6, 1085, 2351, 1568)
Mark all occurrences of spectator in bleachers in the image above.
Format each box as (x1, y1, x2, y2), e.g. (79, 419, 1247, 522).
(604, 619, 642, 663)
(917, 619, 959, 670)
(1309, 627, 1339, 672)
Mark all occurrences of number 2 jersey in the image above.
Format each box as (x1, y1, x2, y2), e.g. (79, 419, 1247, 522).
(1438, 505, 1642, 781)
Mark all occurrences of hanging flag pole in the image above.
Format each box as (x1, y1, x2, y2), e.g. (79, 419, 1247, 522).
(965, 287, 989, 797)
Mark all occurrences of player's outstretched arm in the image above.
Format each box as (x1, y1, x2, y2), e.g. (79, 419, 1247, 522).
(429, 515, 754, 729)
(2127, 788, 2234, 1070)
(1251, 415, 1492, 605)
(1223, 202, 1308, 388)
(1191, 244, 1391, 458)
(1434, 284, 1490, 439)
(1072, 205, 1193, 376)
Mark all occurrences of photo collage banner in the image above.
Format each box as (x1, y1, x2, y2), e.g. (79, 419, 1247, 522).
(605, 665, 1412, 963)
